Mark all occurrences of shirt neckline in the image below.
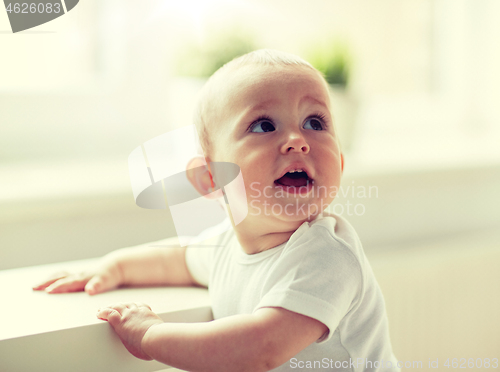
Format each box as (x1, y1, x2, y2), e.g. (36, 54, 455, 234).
(229, 213, 334, 264)
(231, 234, 287, 264)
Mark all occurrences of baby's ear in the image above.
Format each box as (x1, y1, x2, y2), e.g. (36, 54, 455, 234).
(341, 153, 344, 173)
(186, 156, 222, 199)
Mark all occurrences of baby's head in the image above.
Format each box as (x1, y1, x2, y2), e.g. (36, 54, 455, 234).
(188, 49, 344, 230)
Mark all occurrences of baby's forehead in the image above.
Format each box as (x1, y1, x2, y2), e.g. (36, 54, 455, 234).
(213, 63, 327, 105)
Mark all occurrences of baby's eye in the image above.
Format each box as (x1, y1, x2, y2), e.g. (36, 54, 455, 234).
(250, 120, 276, 133)
(303, 118, 324, 131)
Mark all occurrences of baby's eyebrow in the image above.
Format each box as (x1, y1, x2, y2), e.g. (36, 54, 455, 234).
(248, 99, 280, 112)
(299, 95, 328, 109)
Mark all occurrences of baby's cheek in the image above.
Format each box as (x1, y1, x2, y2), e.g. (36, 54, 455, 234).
(246, 181, 266, 200)
(243, 184, 269, 217)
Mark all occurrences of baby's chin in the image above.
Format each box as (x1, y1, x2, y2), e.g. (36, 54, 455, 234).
(246, 199, 325, 224)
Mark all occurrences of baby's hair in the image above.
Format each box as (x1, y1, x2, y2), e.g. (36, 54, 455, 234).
(193, 49, 329, 158)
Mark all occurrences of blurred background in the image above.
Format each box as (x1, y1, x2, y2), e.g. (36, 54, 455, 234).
(1, 0, 499, 369)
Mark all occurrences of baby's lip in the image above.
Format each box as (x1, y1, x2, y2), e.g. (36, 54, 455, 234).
(275, 163, 314, 182)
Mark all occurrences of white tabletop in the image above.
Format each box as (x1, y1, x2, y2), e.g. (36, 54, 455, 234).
(0, 259, 212, 372)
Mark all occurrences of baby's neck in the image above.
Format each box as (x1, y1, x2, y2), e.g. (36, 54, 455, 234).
(232, 215, 318, 255)
(235, 229, 294, 255)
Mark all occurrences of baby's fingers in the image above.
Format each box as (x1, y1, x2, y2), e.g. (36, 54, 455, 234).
(96, 307, 121, 322)
(85, 273, 119, 296)
(32, 271, 69, 291)
(97, 304, 126, 326)
(44, 273, 91, 294)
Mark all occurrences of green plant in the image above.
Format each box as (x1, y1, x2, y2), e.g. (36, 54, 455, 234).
(175, 32, 257, 78)
(307, 43, 351, 87)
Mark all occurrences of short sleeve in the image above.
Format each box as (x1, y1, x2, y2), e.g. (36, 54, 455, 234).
(255, 220, 363, 343)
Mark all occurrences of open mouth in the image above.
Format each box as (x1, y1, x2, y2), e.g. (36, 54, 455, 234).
(275, 170, 313, 188)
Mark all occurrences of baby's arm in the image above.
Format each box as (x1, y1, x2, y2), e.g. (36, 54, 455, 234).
(33, 237, 196, 295)
(97, 304, 327, 372)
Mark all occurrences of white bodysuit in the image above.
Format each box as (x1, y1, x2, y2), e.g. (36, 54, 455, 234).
(186, 213, 400, 371)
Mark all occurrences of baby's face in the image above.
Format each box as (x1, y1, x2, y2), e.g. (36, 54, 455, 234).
(209, 63, 343, 224)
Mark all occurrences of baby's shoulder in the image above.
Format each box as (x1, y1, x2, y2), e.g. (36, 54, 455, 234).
(292, 213, 357, 248)
(283, 213, 366, 268)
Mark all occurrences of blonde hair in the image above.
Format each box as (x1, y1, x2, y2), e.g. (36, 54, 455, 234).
(193, 49, 327, 158)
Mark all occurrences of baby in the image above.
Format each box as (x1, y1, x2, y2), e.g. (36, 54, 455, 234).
(34, 49, 399, 371)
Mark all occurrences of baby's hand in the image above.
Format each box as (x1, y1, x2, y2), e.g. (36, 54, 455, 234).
(33, 260, 122, 295)
(97, 302, 163, 360)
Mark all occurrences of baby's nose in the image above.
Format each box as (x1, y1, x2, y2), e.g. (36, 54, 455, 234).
(281, 134, 310, 154)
